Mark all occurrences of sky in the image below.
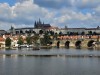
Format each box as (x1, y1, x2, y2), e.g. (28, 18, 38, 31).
(0, 0, 100, 30)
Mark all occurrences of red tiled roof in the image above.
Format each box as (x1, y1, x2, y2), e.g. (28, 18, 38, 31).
(0, 37, 5, 41)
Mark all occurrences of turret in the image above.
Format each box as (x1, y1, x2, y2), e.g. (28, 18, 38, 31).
(39, 18, 41, 24)
(10, 25, 15, 35)
(34, 21, 37, 28)
(97, 26, 100, 29)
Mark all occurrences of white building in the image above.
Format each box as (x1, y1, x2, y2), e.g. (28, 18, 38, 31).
(10, 27, 41, 35)
(0, 37, 5, 48)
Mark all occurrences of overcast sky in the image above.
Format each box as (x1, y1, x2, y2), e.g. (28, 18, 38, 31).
(0, 0, 100, 30)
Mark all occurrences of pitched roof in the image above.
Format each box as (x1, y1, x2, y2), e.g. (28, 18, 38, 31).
(0, 37, 5, 41)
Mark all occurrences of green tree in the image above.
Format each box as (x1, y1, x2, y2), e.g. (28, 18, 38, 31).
(50, 31, 54, 36)
(81, 31, 85, 35)
(67, 32, 70, 35)
(93, 32, 97, 35)
(88, 31, 92, 35)
(17, 37, 23, 45)
(32, 34, 40, 47)
(5, 37, 11, 48)
(54, 33, 58, 40)
(59, 31, 62, 36)
(26, 36, 32, 45)
(32, 34, 39, 44)
(40, 33, 52, 46)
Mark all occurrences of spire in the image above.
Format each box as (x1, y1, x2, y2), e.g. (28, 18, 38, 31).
(10, 25, 15, 35)
(39, 18, 41, 24)
(34, 21, 37, 28)
(11, 25, 14, 30)
(97, 26, 100, 29)
(65, 25, 68, 29)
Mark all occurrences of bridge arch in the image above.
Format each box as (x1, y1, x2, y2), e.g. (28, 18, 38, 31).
(87, 40, 95, 48)
(57, 41, 60, 48)
(75, 40, 82, 49)
(65, 41, 70, 48)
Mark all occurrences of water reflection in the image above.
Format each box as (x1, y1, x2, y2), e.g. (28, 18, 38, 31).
(0, 48, 100, 57)
(0, 57, 100, 75)
(0, 48, 100, 75)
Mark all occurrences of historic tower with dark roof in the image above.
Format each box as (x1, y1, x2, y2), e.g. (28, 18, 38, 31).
(34, 19, 51, 29)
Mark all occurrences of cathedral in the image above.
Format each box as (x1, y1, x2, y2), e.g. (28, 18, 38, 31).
(34, 19, 51, 29)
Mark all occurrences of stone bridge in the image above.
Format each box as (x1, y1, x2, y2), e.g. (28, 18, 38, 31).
(52, 38, 100, 49)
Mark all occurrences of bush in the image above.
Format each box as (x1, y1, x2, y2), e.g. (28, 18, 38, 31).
(5, 37, 11, 48)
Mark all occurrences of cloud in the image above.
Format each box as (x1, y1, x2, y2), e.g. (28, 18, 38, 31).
(0, 0, 100, 30)
(0, 0, 55, 29)
(34, 0, 72, 9)
(75, 0, 100, 9)
(51, 8, 94, 28)
(34, 0, 100, 9)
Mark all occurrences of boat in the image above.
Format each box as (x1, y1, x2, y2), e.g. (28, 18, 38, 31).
(33, 47, 40, 50)
(33, 43, 40, 50)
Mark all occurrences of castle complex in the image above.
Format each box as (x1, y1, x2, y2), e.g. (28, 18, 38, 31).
(34, 19, 51, 29)
(0, 19, 100, 48)
(0, 19, 100, 35)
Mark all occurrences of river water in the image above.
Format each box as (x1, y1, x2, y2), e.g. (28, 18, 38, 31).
(0, 48, 100, 75)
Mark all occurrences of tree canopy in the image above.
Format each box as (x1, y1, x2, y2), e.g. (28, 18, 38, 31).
(40, 32, 52, 46)
(17, 37, 23, 45)
(26, 36, 32, 45)
(5, 37, 11, 47)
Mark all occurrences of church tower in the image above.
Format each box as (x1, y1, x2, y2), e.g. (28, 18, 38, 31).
(34, 21, 37, 28)
(10, 25, 15, 35)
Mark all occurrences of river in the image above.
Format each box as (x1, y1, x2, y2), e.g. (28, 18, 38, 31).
(0, 48, 100, 75)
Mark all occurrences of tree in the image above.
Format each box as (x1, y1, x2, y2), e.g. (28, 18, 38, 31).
(26, 36, 32, 45)
(50, 31, 54, 36)
(32, 34, 40, 47)
(69, 32, 73, 35)
(88, 31, 92, 35)
(81, 31, 85, 35)
(5, 37, 11, 48)
(17, 37, 23, 45)
(59, 31, 62, 36)
(67, 32, 70, 35)
(54, 33, 58, 40)
(93, 32, 97, 35)
(32, 34, 39, 44)
(40, 33, 52, 46)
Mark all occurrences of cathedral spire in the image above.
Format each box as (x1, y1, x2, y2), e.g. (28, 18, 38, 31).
(34, 21, 37, 28)
(39, 18, 41, 24)
(11, 25, 14, 30)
